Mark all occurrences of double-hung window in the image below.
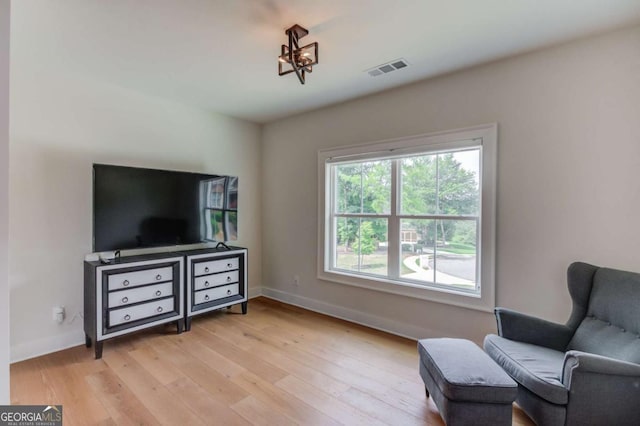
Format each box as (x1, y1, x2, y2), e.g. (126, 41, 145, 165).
(318, 124, 497, 311)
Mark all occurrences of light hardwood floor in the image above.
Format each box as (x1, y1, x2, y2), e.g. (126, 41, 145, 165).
(11, 297, 534, 425)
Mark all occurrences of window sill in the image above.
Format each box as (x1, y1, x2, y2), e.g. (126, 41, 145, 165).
(318, 269, 495, 313)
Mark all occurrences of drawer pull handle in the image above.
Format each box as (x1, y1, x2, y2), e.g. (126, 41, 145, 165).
(155, 290, 162, 296)
(227, 289, 232, 295)
(227, 263, 233, 268)
(156, 274, 162, 281)
(204, 267, 210, 273)
(204, 295, 210, 301)
(227, 276, 232, 281)
(124, 314, 131, 321)
(123, 280, 130, 287)
(204, 281, 210, 287)
(122, 297, 129, 303)
(157, 306, 163, 313)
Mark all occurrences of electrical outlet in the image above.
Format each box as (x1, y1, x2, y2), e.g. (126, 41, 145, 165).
(53, 306, 65, 324)
(293, 275, 300, 286)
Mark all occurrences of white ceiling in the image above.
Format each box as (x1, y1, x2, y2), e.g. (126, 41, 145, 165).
(12, 0, 640, 123)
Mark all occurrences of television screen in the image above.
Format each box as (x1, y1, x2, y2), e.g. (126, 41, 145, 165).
(93, 164, 238, 252)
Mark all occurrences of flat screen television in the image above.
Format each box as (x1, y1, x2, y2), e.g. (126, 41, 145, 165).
(93, 164, 238, 252)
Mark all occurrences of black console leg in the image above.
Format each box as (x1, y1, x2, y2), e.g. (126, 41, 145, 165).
(185, 317, 192, 332)
(85, 334, 92, 348)
(177, 319, 184, 334)
(241, 301, 248, 315)
(95, 341, 103, 360)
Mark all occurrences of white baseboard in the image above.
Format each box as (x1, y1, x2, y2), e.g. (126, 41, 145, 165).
(11, 330, 85, 364)
(260, 287, 446, 341)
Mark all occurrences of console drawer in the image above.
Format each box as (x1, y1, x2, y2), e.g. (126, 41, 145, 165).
(109, 298, 175, 327)
(193, 270, 239, 291)
(108, 266, 173, 291)
(194, 283, 239, 305)
(108, 282, 173, 308)
(193, 258, 239, 277)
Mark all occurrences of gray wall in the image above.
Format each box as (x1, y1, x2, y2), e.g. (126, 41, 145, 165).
(261, 26, 640, 343)
(9, 54, 262, 361)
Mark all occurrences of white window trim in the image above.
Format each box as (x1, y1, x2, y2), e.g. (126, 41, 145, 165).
(317, 123, 497, 313)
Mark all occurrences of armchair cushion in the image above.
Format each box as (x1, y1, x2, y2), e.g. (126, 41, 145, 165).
(484, 334, 568, 405)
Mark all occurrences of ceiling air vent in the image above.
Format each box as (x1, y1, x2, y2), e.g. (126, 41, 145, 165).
(366, 58, 409, 77)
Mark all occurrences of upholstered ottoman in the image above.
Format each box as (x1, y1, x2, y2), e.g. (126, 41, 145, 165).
(418, 338, 517, 426)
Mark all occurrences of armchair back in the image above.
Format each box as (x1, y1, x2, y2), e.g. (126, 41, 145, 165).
(567, 266, 640, 364)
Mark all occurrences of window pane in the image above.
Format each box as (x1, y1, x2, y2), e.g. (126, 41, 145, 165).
(433, 219, 477, 289)
(400, 154, 437, 215)
(205, 210, 224, 241)
(438, 150, 480, 215)
(203, 177, 226, 209)
(336, 165, 361, 213)
(335, 217, 388, 276)
(362, 160, 391, 214)
(225, 211, 238, 240)
(400, 219, 436, 283)
(226, 176, 238, 210)
(336, 160, 391, 214)
(335, 217, 359, 270)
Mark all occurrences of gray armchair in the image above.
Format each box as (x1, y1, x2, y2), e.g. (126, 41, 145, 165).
(484, 262, 640, 426)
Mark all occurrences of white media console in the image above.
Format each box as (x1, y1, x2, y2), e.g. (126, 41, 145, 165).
(84, 246, 248, 359)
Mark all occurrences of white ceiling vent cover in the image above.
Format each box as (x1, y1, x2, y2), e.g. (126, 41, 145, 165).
(366, 58, 409, 77)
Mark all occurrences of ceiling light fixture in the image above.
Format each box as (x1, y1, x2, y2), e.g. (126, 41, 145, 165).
(278, 24, 318, 85)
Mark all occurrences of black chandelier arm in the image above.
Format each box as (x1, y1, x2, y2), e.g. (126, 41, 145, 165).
(290, 58, 306, 84)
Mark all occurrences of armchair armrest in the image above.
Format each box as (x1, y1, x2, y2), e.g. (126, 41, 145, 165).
(562, 351, 640, 386)
(494, 307, 573, 351)
(561, 351, 640, 425)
